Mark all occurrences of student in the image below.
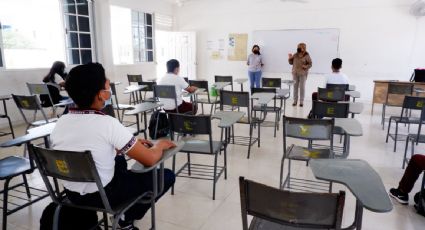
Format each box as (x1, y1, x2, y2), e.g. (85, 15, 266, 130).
(389, 154, 425, 204)
(247, 45, 264, 88)
(41, 61, 68, 107)
(157, 59, 198, 114)
(50, 63, 176, 230)
(312, 58, 349, 101)
(288, 43, 312, 107)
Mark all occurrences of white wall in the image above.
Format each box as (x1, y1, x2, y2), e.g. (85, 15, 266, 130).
(174, 0, 425, 103)
(0, 0, 173, 129)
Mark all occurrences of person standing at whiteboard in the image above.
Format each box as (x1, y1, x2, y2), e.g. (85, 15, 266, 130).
(247, 45, 264, 88)
(288, 43, 312, 107)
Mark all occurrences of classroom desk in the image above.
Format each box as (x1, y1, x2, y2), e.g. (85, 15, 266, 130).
(251, 92, 275, 105)
(334, 118, 363, 158)
(1, 123, 55, 148)
(348, 85, 356, 91)
(348, 102, 364, 118)
(0, 95, 14, 138)
(124, 102, 163, 139)
(234, 78, 248, 91)
(212, 111, 245, 144)
(213, 82, 231, 90)
(346, 90, 361, 102)
(310, 159, 392, 230)
(124, 85, 147, 104)
(131, 141, 185, 230)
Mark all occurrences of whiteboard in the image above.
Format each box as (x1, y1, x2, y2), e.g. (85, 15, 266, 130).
(253, 29, 340, 74)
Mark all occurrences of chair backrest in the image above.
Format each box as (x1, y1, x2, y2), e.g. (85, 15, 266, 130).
(139, 81, 156, 92)
(318, 87, 346, 102)
(110, 82, 120, 107)
(101, 104, 116, 118)
(401, 96, 425, 111)
(283, 116, 334, 141)
(183, 77, 189, 83)
(27, 83, 51, 95)
(262, 78, 281, 88)
(168, 113, 212, 135)
(215, 75, 233, 90)
(220, 90, 250, 108)
(189, 80, 209, 91)
(12, 94, 49, 125)
(127, 74, 143, 84)
(326, 84, 349, 91)
(29, 145, 113, 211)
(153, 85, 178, 111)
(250, 87, 276, 95)
(312, 101, 349, 118)
(239, 177, 345, 230)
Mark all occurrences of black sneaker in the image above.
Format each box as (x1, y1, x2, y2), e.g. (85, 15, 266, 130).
(389, 188, 409, 205)
(118, 219, 139, 230)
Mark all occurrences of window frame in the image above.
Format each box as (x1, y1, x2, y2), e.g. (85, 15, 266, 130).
(0, 20, 4, 69)
(61, 0, 96, 66)
(131, 11, 155, 63)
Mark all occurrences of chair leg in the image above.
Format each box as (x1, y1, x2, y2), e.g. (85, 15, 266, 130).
(382, 104, 386, 130)
(287, 159, 292, 189)
(2, 178, 10, 230)
(403, 138, 409, 169)
(247, 124, 253, 159)
(112, 215, 119, 230)
(201, 103, 204, 114)
(22, 174, 31, 199)
(171, 155, 176, 195)
(279, 157, 286, 189)
(53, 204, 62, 230)
(5, 116, 15, 138)
(187, 153, 191, 176)
(103, 212, 108, 230)
(212, 154, 218, 200)
(394, 122, 399, 152)
(274, 113, 277, 138)
(386, 119, 392, 143)
(257, 122, 261, 147)
(224, 149, 227, 180)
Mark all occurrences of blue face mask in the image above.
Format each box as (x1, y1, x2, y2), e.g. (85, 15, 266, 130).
(102, 88, 113, 109)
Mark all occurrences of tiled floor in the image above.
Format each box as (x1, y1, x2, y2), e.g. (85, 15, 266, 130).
(1, 101, 425, 229)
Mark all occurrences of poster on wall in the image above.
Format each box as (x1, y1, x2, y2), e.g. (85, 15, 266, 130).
(228, 33, 248, 61)
(207, 39, 225, 60)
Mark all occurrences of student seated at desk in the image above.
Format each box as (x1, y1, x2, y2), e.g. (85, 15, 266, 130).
(390, 154, 425, 205)
(157, 59, 198, 114)
(312, 58, 349, 101)
(41, 61, 68, 107)
(50, 63, 176, 230)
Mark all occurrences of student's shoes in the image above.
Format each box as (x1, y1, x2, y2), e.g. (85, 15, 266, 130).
(389, 188, 409, 205)
(292, 102, 297, 106)
(118, 219, 140, 230)
(299, 104, 303, 107)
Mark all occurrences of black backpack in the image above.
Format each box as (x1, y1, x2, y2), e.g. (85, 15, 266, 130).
(40, 202, 99, 230)
(414, 189, 425, 216)
(148, 111, 169, 139)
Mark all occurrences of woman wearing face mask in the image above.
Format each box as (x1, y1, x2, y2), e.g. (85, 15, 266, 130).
(247, 45, 264, 88)
(288, 43, 312, 107)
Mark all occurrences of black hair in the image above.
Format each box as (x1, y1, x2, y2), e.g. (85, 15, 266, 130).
(252, 45, 261, 55)
(43, 61, 66, 83)
(65, 62, 107, 109)
(332, 58, 343, 70)
(166, 59, 180, 73)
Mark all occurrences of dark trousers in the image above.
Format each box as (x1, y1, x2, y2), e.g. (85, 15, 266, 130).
(66, 156, 175, 221)
(399, 154, 425, 193)
(165, 101, 197, 114)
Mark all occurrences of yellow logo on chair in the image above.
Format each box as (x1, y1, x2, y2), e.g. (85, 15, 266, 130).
(327, 107, 335, 115)
(35, 86, 44, 94)
(299, 125, 310, 137)
(268, 81, 274, 87)
(21, 100, 30, 108)
(303, 150, 321, 158)
(231, 96, 238, 105)
(327, 91, 334, 99)
(416, 101, 424, 108)
(55, 160, 70, 174)
(183, 120, 193, 131)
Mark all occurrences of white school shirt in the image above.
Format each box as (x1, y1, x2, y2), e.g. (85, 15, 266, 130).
(50, 110, 136, 195)
(157, 73, 189, 110)
(325, 72, 349, 86)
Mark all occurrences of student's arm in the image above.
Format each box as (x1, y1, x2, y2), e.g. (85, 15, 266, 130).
(288, 53, 294, 65)
(186, 86, 198, 93)
(126, 139, 176, 167)
(303, 54, 312, 70)
(260, 55, 264, 66)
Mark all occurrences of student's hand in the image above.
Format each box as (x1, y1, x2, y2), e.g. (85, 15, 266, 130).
(187, 86, 197, 93)
(138, 139, 153, 148)
(59, 81, 66, 87)
(288, 53, 293, 59)
(156, 139, 176, 150)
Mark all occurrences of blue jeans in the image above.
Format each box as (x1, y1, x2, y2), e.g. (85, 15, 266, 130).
(248, 71, 262, 88)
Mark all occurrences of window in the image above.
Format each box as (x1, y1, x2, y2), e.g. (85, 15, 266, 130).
(110, 6, 155, 65)
(62, 0, 95, 65)
(0, 0, 65, 69)
(132, 11, 154, 62)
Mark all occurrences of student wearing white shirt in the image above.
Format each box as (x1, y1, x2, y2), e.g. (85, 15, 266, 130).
(157, 59, 198, 114)
(312, 58, 349, 101)
(50, 63, 176, 230)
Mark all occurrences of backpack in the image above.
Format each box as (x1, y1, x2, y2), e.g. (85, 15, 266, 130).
(40, 202, 99, 230)
(414, 189, 425, 216)
(148, 111, 169, 139)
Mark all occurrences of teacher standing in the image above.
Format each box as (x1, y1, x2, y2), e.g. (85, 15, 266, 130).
(247, 45, 264, 88)
(288, 43, 312, 107)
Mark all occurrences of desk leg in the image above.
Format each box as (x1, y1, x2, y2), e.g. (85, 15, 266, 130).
(241, 83, 244, 92)
(151, 169, 158, 230)
(43, 136, 50, 148)
(343, 199, 363, 230)
(143, 112, 148, 139)
(136, 114, 141, 136)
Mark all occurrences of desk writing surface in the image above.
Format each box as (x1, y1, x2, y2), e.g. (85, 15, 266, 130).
(212, 111, 245, 128)
(131, 141, 185, 173)
(334, 118, 362, 136)
(251, 92, 275, 105)
(124, 85, 147, 94)
(310, 159, 393, 213)
(345, 91, 360, 98)
(1, 123, 56, 148)
(348, 102, 363, 114)
(213, 82, 231, 90)
(234, 78, 247, 84)
(125, 102, 162, 116)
